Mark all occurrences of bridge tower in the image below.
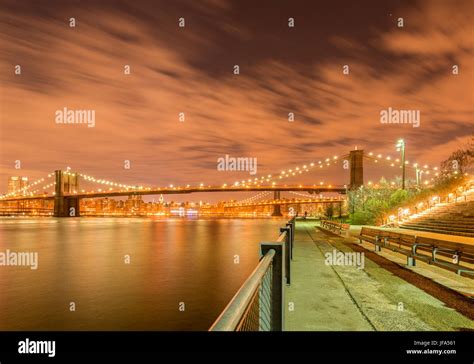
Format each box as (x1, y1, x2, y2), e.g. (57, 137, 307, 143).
(53, 170, 80, 217)
(271, 190, 282, 216)
(349, 150, 364, 189)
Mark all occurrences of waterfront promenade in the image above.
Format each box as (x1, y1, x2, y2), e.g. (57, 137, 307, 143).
(284, 220, 474, 331)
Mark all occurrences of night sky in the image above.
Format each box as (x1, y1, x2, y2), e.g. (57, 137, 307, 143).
(0, 0, 472, 200)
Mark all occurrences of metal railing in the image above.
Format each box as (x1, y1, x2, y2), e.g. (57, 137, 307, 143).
(209, 217, 295, 331)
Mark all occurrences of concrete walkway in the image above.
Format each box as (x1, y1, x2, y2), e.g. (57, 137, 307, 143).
(284, 221, 474, 331)
(284, 222, 374, 331)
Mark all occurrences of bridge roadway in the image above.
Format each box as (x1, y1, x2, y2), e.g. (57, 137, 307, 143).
(0, 185, 347, 201)
(285, 220, 474, 330)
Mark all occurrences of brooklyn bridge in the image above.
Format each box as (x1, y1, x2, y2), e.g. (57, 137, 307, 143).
(0, 146, 441, 217)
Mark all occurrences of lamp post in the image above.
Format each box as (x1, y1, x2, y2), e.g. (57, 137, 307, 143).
(396, 139, 406, 190)
(414, 164, 422, 186)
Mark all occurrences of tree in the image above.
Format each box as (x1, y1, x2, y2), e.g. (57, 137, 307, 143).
(440, 136, 474, 176)
(389, 189, 408, 207)
(325, 204, 334, 219)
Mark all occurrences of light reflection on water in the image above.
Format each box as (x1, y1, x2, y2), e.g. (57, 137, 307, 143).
(0, 217, 284, 330)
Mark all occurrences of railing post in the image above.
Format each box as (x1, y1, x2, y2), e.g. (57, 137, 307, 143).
(260, 242, 284, 331)
(286, 222, 293, 260)
(280, 227, 291, 284)
(290, 217, 295, 257)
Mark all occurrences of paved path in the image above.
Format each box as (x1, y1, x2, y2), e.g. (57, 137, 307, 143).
(284, 222, 374, 331)
(284, 221, 474, 331)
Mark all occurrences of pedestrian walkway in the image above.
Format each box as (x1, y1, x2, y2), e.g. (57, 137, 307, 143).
(284, 220, 474, 331)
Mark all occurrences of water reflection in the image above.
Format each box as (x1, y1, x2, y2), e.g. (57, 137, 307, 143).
(0, 217, 284, 330)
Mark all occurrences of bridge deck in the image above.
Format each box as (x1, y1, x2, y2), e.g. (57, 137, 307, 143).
(0, 186, 347, 202)
(284, 220, 474, 331)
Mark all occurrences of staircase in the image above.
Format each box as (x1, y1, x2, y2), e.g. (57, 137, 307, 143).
(400, 191, 474, 237)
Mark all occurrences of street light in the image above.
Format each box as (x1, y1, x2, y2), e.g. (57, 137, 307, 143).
(416, 168, 424, 186)
(396, 139, 406, 189)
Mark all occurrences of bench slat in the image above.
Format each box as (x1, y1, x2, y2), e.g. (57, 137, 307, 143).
(358, 227, 474, 278)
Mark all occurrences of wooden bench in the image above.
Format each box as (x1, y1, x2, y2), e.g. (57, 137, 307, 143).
(383, 232, 416, 256)
(321, 220, 350, 235)
(358, 228, 474, 278)
(411, 236, 474, 277)
(359, 227, 383, 249)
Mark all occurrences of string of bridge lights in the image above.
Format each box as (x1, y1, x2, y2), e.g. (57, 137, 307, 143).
(273, 156, 340, 183)
(76, 150, 440, 193)
(227, 195, 345, 207)
(289, 191, 319, 198)
(75, 155, 342, 192)
(364, 152, 441, 186)
(0, 148, 447, 199)
(364, 152, 440, 175)
(229, 191, 345, 206)
(0, 173, 53, 198)
(78, 172, 143, 191)
(228, 155, 342, 189)
(231, 191, 272, 204)
(1, 153, 343, 198)
(288, 191, 345, 200)
(79, 171, 221, 192)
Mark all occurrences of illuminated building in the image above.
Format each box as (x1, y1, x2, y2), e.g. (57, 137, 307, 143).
(7, 176, 29, 194)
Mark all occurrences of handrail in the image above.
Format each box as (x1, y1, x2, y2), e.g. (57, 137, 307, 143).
(209, 249, 276, 331)
(210, 217, 295, 331)
(277, 230, 287, 243)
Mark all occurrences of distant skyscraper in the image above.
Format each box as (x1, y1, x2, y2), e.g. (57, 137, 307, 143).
(126, 195, 143, 210)
(8, 176, 29, 194)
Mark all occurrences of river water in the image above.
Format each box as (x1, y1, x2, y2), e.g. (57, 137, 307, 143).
(0, 217, 285, 330)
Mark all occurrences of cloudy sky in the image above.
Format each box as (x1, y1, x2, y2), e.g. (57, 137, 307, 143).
(0, 0, 472, 200)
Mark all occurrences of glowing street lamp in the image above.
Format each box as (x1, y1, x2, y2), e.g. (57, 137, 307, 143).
(396, 139, 406, 189)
